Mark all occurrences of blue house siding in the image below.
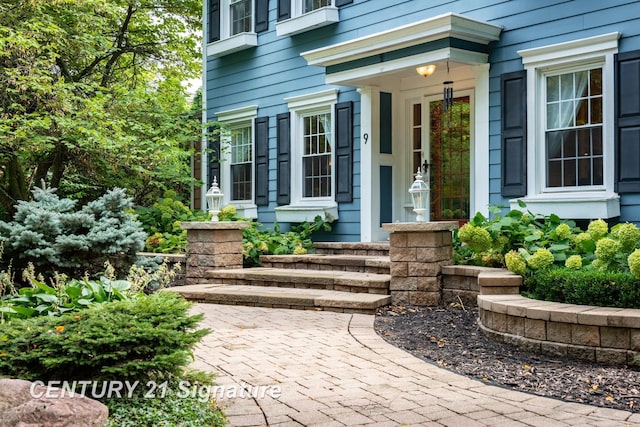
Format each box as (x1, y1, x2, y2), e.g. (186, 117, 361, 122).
(483, 0, 640, 223)
(205, 0, 640, 239)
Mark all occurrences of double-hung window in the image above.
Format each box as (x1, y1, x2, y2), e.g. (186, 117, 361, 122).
(304, 0, 331, 13)
(302, 111, 332, 198)
(276, 0, 352, 36)
(545, 67, 604, 189)
(230, 0, 252, 35)
(216, 105, 258, 218)
(276, 89, 340, 222)
(515, 32, 620, 219)
(208, 0, 267, 57)
(229, 124, 253, 202)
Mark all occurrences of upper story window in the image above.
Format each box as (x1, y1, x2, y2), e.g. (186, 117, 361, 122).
(545, 67, 604, 189)
(230, 0, 252, 35)
(305, 0, 331, 13)
(207, 0, 268, 57)
(276, 0, 352, 36)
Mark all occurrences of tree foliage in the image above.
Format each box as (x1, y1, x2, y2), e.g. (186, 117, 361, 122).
(0, 0, 202, 215)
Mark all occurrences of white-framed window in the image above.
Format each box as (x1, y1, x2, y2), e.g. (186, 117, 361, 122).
(275, 0, 339, 36)
(303, 0, 331, 13)
(276, 89, 339, 222)
(514, 32, 621, 219)
(229, 0, 253, 36)
(544, 66, 604, 190)
(229, 124, 253, 202)
(207, 0, 257, 57)
(302, 111, 333, 198)
(215, 105, 258, 218)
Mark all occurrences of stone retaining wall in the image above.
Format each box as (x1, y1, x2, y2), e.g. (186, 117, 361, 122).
(478, 294, 640, 366)
(441, 265, 522, 307)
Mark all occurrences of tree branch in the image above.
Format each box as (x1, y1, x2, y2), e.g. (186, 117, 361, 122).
(101, 5, 136, 87)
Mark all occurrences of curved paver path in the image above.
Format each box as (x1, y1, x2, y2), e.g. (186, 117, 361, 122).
(191, 304, 640, 426)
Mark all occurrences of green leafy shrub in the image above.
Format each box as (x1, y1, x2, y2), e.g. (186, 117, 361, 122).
(134, 191, 210, 254)
(0, 292, 208, 382)
(0, 257, 180, 321)
(1, 275, 130, 320)
(455, 202, 580, 269)
(0, 185, 146, 281)
(523, 268, 640, 308)
(240, 215, 332, 267)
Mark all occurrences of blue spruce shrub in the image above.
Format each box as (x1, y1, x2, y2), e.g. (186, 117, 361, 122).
(0, 186, 146, 280)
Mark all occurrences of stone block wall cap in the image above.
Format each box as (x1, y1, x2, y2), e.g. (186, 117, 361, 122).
(382, 221, 459, 232)
(181, 221, 250, 230)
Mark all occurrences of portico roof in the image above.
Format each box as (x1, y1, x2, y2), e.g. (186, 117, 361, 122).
(301, 12, 502, 85)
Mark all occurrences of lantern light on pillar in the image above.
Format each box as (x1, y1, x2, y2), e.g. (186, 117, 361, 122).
(408, 167, 429, 222)
(205, 177, 224, 222)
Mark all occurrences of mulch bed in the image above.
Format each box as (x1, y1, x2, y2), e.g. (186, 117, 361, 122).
(374, 304, 640, 413)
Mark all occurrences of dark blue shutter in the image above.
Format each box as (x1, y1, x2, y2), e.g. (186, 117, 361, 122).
(276, 113, 290, 205)
(255, 116, 269, 205)
(501, 70, 527, 198)
(335, 0, 353, 6)
(615, 50, 640, 193)
(277, 0, 290, 21)
(208, 128, 221, 187)
(335, 101, 353, 203)
(380, 92, 392, 154)
(255, 0, 269, 33)
(208, 0, 220, 43)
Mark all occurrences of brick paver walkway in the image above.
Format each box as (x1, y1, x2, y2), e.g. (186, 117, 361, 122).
(191, 304, 640, 426)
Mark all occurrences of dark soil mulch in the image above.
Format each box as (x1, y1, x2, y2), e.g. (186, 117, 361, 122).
(374, 304, 640, 413)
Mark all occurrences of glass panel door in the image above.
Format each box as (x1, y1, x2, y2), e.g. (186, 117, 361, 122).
(429, 96, 471, 222)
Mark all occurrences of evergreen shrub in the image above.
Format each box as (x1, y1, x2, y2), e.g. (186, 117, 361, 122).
(0, 185, 146, 281)
(0, 292, 208, 382)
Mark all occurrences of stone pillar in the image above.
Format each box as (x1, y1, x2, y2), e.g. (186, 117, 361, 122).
(181, 221, 249, 285)
(381, 222, 458, 306)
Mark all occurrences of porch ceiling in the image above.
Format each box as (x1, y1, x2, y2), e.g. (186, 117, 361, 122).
(301, 12, 502, 86)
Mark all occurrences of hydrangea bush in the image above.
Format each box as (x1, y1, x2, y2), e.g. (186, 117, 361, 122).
(455, 201, 640, 279)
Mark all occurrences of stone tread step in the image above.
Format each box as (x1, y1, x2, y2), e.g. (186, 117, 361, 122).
(206, 268, 391, 290)
(168, 284, 391, 314)
(312, 242, 389, 256)
(259, 254, 390, 268)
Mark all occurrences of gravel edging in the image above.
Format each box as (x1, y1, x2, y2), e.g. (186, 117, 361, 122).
(374, 304, 640, 413)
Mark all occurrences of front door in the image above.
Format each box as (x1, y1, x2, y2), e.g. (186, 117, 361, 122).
(409, 94, 471, 222)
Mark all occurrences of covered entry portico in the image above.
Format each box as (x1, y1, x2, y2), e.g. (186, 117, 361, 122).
(302, 13, 502, 241)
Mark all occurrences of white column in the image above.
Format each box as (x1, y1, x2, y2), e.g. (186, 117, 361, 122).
(357, 87, 380, 242)
(472, 63, 490, 218)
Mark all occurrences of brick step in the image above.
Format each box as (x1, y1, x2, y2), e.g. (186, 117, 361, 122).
(259, 254, 390, 274)
(168, 284, 391, 315)
(312, 242, 389, 257)
(206, 268, 390, 295)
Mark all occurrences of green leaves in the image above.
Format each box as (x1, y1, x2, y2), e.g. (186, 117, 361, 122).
(1, 276, 134, 320)
(0, 0, 202, 212)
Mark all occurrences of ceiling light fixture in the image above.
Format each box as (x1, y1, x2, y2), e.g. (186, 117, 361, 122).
(416, 64, 436, 77)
